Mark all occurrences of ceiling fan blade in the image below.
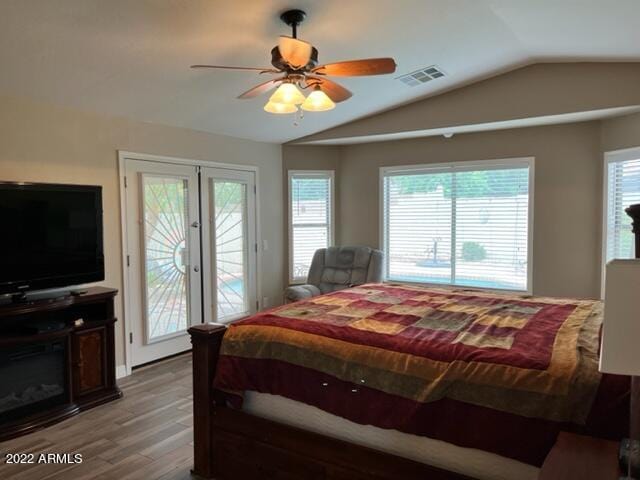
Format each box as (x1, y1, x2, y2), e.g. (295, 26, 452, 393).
(307, 76, 352, 103)
(237, 77, 284, 99)
(278, 36, 313, 69)
(191, 65, 279, 73)
(312, 58, 396, 77)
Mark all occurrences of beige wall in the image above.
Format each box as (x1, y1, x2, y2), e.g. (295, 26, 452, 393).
(283, 63, 640, 299)
(337, 123, 604, 299)
(601, 111, 640, 152)
(285, 122, 611, 299)
(293, 63, 640, 144)
(0, 95, 284, 369)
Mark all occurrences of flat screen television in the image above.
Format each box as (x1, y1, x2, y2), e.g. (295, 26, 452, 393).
(0, 182, 104, 296)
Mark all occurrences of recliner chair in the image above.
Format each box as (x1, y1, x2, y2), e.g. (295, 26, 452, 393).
(284, 246, 384, 303)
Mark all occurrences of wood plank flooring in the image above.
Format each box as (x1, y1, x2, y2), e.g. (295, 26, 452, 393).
(0, 353, 196, 480)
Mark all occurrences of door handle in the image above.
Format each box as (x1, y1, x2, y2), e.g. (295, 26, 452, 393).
(193, 266, 200, 273)
(191, 221, 200, 228)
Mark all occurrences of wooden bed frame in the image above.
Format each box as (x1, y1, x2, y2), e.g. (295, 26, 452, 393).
(187, 204, 640, 480)
(188, 323, 471, 480)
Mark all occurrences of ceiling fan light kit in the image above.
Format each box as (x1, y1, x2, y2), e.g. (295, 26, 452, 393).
(191, 9, 397, 120)
(263, 101, 298, 114)
(269, 82, 306, 105)
(301, 87, 335, 112)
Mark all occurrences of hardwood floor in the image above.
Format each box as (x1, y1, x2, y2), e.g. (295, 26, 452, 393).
(0, 353, 196, 480)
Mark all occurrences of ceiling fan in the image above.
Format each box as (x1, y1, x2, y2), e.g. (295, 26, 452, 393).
(191, 9, 397, 115)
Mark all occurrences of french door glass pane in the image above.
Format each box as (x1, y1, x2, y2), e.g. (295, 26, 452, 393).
(214, 181, 248, 320)
(143, 175, 190, 341)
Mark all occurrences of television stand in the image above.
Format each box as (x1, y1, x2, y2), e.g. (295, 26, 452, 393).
(70, 289, 89, 296)
(0, 287, 121, 441)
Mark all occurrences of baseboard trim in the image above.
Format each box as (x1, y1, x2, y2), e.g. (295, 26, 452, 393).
(116, 365, 129, 379)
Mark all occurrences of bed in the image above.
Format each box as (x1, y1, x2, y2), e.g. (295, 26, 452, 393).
(188, 283, 630, 480)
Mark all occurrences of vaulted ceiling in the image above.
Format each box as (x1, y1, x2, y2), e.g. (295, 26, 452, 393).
(1, 0, 639, 143)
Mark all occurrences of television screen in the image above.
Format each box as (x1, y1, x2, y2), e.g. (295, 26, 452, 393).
(0, 182, 104, 295)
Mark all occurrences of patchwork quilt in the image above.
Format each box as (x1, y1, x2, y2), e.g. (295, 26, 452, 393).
(214, 283, 629, 465)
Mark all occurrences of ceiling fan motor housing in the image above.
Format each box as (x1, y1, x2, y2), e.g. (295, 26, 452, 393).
(271, 46, 318, 71)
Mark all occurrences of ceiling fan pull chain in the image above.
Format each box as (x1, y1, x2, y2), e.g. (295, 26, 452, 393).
(293, 107, 304, 127)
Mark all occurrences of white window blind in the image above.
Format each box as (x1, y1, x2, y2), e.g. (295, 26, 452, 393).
(605, 152, 640, 264)
(382, 159, 532, 292)
(289, 171, 333, 282)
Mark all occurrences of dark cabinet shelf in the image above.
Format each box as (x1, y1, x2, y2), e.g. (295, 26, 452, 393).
(0, 287, 121, 441)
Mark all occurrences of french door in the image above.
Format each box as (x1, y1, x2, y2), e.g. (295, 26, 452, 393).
(123, 158, 257, 367)
(201, 167, 258, 324)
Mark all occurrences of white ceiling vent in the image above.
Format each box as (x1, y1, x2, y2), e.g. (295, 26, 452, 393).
(397, 65, 445, 87)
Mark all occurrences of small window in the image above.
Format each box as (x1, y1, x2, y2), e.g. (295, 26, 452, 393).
(604, 148, 640, 267)
(289, 171, 334, 283)
(381, 158, 533, 292)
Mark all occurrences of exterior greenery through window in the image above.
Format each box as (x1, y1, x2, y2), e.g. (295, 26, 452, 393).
(289, 171, 333, 283)
(382, 159, 532, 292)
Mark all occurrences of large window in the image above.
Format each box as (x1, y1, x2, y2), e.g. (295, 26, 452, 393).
(381, 158, 533, 292)
(289, 171, 334, 283)
(604, 148, 640, 267)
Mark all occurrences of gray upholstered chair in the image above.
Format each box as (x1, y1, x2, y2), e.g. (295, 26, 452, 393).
(284, 246, 384, 303)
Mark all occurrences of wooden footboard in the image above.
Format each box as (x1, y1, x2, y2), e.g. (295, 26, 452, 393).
(188, 322, 471, 480)
(189, 322, 227, 478)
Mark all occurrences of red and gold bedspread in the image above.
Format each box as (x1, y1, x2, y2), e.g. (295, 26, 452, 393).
(214, 283, 629, 465)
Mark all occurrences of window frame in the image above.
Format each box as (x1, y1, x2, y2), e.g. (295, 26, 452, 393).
(602, 146, 640, 297)
(288, 170, 335, 284)
(379, 157, 535, 294)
